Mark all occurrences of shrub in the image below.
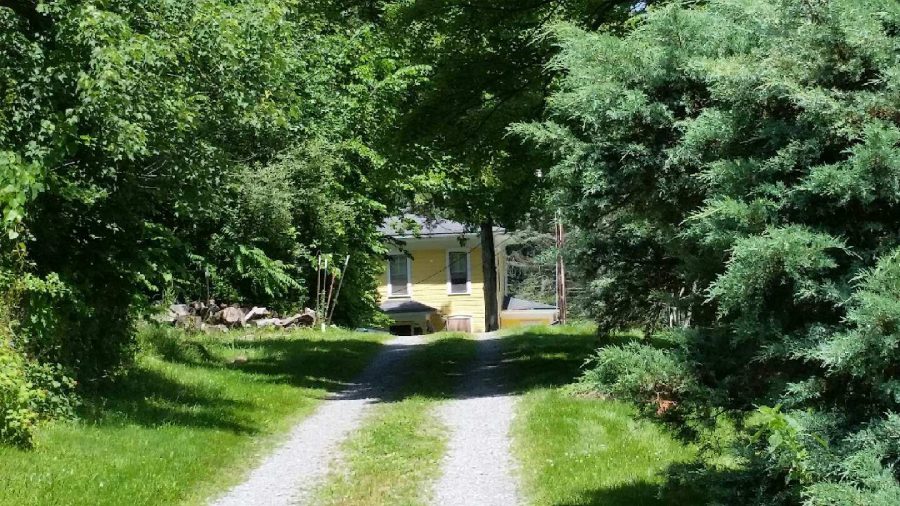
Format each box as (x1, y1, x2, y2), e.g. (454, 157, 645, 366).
(9, 271, 136, 385)
(0, 343, 37, 447)
(0, 341, 76, 448)
(578, 341, 696, 413)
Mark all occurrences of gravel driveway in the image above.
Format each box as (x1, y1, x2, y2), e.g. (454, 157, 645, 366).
(432, 332, 522, 506)
(210, 334, 424, 506)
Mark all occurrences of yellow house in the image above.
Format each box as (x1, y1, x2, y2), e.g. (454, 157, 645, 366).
(377, 216, 557, 334)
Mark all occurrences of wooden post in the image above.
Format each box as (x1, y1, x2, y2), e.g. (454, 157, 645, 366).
(315, 254, 322, 318)
(481, 219, 500, 332)
(324, 265, 338, 326)
(555, 211, 567, 325)
(321, 257, 329, 330)
(326, 255, 351, 324)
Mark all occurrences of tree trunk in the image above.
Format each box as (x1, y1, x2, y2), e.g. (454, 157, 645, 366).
(555, 212, 567, 325)
(481, 219, 500, 332)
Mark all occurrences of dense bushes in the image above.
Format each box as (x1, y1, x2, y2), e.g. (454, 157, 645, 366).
(1, 312, 76, 448)
(0, 0, 410, 390)
(525, 0, 900, 503)
(579, 341, 695, 412)
(0, 0, 414, 443)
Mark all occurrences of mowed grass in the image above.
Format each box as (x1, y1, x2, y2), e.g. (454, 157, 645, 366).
(516, 391, 699, 505)
(314, 333, 476, 506)
(504, 324, 702, 506)
(0, 326, 388, 506)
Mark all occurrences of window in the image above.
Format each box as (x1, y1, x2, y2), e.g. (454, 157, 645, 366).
(388, 255, 410, 296)
(447, 250, 470, 294)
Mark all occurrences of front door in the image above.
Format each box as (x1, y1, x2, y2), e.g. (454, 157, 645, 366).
(446, 316, 472, 333)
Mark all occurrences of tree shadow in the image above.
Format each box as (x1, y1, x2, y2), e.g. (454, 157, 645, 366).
(356, 328, 605, 403)
(81, 333, 387, 433)
(227, 337, 385, 393)
(323, 336, 476, 402)
(389, 336, 476, 401)
(500, 328, 603, 393)
(83, 326, 653, 434)
(83, 367, 259, 434)
(553, 479, 702, 506)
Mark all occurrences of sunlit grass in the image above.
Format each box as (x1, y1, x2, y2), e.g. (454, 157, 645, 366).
(0, 326, 388, 506)
(515, 390, 700, 506)
(504, 324, 703, 505)
(314, 333, 476, 506)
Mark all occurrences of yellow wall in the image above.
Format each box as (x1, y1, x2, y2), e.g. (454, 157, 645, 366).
(499, 312, 556, 329)
(377, 246, 487, 333)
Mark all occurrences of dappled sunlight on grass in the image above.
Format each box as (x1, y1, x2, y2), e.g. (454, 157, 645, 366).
(500, 323, 601, 391)
(313, 333, 477, 506)
(502, 324, 704, 506)
(515, 391, 701, 506)
(0, 327, 389, 506)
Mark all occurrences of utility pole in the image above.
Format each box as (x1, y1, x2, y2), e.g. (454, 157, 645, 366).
(555, 211, 567, 325)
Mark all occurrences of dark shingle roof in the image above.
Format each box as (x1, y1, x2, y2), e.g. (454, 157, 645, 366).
(503, 296, 556, 311)
(380, 299, 437, 314)
(379, 214, 504, 238)
(378, 215, 469, 237)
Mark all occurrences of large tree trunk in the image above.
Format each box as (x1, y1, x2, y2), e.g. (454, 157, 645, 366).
(481, 219, 500, 332)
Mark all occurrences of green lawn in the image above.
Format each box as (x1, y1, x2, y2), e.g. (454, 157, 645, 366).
(0, 326, 388, 506)
(0, 323, 708, 506)
(314, 333, 476, 506)
(503, 324, 703, 506)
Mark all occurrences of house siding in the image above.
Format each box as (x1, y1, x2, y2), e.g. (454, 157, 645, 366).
(377, 246, 487, 333)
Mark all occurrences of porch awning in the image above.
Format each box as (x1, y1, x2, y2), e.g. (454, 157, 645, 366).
(380, 299, 437, 314)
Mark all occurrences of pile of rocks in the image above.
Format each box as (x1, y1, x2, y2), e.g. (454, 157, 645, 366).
(161, 301, 316, 332)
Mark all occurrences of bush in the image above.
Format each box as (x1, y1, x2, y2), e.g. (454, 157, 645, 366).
(9, 271, 136, 385)
(578, 341, 696, 413)
(0, 341, 76, 448)
(0, 343, 36, 447)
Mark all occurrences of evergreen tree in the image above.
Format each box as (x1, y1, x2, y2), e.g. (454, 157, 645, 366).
(520, 0, 900, 502)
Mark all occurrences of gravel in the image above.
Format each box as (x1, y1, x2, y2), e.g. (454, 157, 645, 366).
(210, 334, 425, 506)
(432, 332, 521, 506)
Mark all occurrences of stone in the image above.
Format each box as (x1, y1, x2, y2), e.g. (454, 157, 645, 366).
(205, 304, 221, 321)
(280, 312, 315, 328)
(170, 304, 191, 317)
(252, 318, 280, 328)
(242, 306, 271, 323)
(221, 306, 245, 326)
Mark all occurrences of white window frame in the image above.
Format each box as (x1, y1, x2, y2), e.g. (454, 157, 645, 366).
(387, 254, 413, 297)
(446, 249, 472, 295)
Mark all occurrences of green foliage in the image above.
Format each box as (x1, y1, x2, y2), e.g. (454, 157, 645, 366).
(0, 343, 36, 448)
(0, 340, 75, 448)
(384, 0, 652, 228)
(579, 341, 696, 411)
(708, 226, 846, 321)
(747, 406, 822, 487)
(16, 271, 131, 378)
(0, 152, 42, 240)
(0, 0, 415, 388)
(523, 0, 900, 502)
